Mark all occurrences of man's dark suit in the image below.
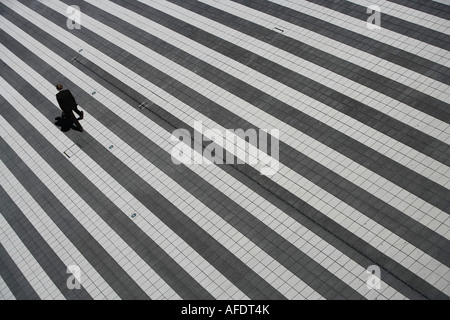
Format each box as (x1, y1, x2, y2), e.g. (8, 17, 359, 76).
(56, 89, 83, 131)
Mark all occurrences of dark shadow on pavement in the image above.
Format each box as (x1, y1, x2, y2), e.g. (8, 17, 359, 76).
(54, 116, 82, 132)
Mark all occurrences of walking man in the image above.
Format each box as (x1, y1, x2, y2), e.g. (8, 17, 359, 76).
(56, 84, 84, 132)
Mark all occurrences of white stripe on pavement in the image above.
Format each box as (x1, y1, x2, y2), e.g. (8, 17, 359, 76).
(0, 275, 16, 300)
(269, 0, 450, 67)
(0, 49, 248, 300)
(348, 0, 450, 35)
(22, 0, 450, 238)
(195, 0, 450, 138)
(0, 160, 121, 300)
(0, 110, 180, 300)
(0, 214, 65, 300)
(0, 30, 404, 300)
(35, 0, 450, 232)
(0, 47, 320, 301)
(2, 1, 446, 298)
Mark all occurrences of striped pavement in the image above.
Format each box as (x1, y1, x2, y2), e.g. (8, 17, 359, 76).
(0, 0, 449, 300)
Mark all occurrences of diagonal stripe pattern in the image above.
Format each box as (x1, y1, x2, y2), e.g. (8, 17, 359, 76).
(0, 0, 449, 300)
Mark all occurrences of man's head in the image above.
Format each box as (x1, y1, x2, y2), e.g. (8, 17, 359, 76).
(56, 84, 63, 91)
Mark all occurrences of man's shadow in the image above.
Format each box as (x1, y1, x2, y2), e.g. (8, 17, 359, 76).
(54, 115, 82, 132)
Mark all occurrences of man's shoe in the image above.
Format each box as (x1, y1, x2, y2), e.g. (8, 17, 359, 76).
(78, 111, 84, 120)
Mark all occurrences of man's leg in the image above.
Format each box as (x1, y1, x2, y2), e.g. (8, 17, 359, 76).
(73, 106, 84, 120)
(68, 110, 83, 132)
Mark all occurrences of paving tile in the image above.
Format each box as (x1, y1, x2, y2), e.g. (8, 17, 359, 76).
(0, 0, 449, 301)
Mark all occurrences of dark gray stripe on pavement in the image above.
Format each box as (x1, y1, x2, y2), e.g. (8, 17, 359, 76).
(149, 2, 450, 160)
(217, 149, 449, 299)
(62, 64, 363, 299)
(170, 0, 450, 124)
(24, 1, 450, 299)
(24, 0, 450, 271)
(0, 61, 216, 300)
(34, 0, 450, 267)
(20, 5, 366, 298)
(7, 0, 449, 299)
(41, 42, 429, 300)
(84, 0, 450, 211)
(0, 241, 40, 300)
(230, 0, 450, 86)
(297, 0, 450, 50)
(0, 152, 92, 300)
(0, 20, 283, 300)
(387, 0, 450, 20)
(199, 0, 450, 122)
(0, 90, 151, 300)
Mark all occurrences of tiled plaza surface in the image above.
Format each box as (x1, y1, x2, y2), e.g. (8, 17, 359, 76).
(0, 0, 449, 300)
